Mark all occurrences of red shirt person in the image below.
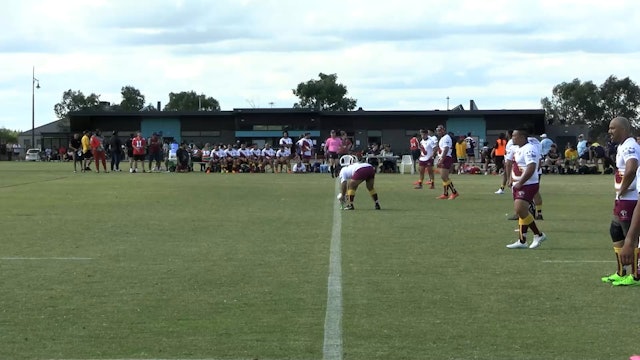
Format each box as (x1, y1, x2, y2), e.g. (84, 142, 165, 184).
(130, 132, 147, 173)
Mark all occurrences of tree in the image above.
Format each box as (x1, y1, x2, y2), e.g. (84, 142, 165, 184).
(54, 90, 102, 131)
(292, 73, 357, 111)
(119, 86, 146, 111)
(541, 76, 640, 137)
(599, 75, 640, 124)
(541, 78, 602, 126)
(0, 128, 19, 144)
(163, 91, 220, 111)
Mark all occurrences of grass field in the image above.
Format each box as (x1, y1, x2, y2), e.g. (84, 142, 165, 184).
(0, 161, 638, 360)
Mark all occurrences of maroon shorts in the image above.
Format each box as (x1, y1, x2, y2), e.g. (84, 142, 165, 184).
(352, 166, 376, 181)
(419, 159, 434, 167)
(613, 199, 637, 221)
(512, 183, 539, 202)
(437, 156, 453, 169)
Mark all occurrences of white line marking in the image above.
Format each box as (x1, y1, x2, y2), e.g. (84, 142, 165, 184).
(1, 257, 93, 260)
(542, 260, 612, 263)
(323, 180, 343, 360)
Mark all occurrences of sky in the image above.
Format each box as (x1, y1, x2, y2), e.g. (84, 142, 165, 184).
(1, 0, 639, 132)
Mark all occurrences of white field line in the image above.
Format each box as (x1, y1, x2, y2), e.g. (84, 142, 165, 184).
(542, 260, 613, 263)
(323, 180, 344, 360)
(1, 257, 93, 260)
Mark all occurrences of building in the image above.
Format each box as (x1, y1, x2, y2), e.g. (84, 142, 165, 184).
(68, 106, 545, 155)
(18, 119, 66, 150)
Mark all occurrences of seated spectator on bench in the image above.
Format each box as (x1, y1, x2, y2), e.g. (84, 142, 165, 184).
(380, 144, 397, 173)
(366, 143, 380, 170)
(544, 144, 562, 173)
(564, 143, 578, 172)
(261, 143, 276, 173)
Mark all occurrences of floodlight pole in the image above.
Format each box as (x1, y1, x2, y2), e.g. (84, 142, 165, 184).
(32, 66, 40, 149)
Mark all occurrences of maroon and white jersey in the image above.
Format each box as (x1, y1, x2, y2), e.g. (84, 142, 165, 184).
(262, 148, 276, 158)
(297, 138, 313, 156)
(616, 137, 640, 201)
(276, 148, 290, 158)
(279, 136, 293, 149)
(338, 163, 374, 183)
(419, 137, 437, 162)
(239, 148, 252, 158)
(225, 148, 240, 158)
(251, 148, 262, 158)
(216, 148, 227, 159)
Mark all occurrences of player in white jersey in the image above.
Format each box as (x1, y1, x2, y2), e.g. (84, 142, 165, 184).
(505, 128, 547, 249)
(415, 129, 438, 189)
(337, 160, 381, 210)
(275, 146, 291, 173)
(602, 117, 640, 286)
(261, 143, 277, 173)
(527, 136, 545, 220)
(435, 125, 459, 199)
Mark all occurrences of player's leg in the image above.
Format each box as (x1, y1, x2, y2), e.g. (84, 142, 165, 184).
(365, 178, 381, 209)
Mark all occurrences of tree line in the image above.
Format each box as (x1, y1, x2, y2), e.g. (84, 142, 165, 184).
(19, 72, 640, 139)
(52, 73, 357, 131)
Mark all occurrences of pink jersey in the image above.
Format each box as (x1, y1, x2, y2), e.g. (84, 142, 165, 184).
(325, 137, 342, 152)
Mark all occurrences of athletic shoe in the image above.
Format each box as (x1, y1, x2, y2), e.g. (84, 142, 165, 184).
(507, 214, 519, 220)
(413, 180, 421, 185)
(448, 193, 459, 200)
(612, 275, 640, 286)
(343, 204, 354, 210)
(436, 194, 448, 200)
(429, 184, 435, 189)
(495, 188, 504, 194)
(414, 185, 423, 189)
(536, 214, 544, 220)
(375, 203, 381, 210)
(601, 272, 627, 283)
(129, 168, 134, 173)
(506, 240, 528, 249)
(529, 233, 547, 249)
(426, 180, 434, 185)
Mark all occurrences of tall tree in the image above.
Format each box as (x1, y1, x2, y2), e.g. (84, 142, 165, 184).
(54, 90, 102, 131)
(541, 78, 602, 126)
(292, 73, 357, 111)
(541, 76, 640, 136)
(599, 75, 640, 123)
(0, 128, 19, 144)
(119, 86, 146, 111)
(163, 91, 220, 111)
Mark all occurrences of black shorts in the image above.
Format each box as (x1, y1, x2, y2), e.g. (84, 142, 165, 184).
(82, 150, 93, 159)
(327, 151, 339, 160)
(133, 154, 145, 161)
(579, 153, 590, 160)
(127, 150, 134, 158)
(411, 149, 420, 161)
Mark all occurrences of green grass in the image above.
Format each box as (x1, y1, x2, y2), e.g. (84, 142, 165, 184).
(0, 161, 636, 360)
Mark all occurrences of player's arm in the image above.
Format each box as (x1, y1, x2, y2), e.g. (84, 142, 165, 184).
(618, 158, 638, 198)
(513, 162, 536, 189)
(620, 198, 640, 265)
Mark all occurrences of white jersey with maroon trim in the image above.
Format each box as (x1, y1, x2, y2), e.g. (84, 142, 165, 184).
(511, 142, 540, 185)
(338, 163, 374, 183)
(419, 137, 437, 162)
(616, 137, 640, 201)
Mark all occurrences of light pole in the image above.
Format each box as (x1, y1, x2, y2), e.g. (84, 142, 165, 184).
(32, 66, 40, 149)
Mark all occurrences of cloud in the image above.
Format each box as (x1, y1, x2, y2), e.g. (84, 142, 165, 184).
(2, 0, 640, 132)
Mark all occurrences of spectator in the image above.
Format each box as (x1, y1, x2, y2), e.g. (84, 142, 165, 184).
(577, 134, 589, 166)
(540, 134, 553, 157)
(380, 144, 397, 173)
(455, 136, 467, 174)
(544, 144, 562, 173)
(464, 132, 476, 165)
(110, 131, 123, 172)
(564, 143, 578, 172)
